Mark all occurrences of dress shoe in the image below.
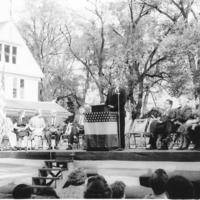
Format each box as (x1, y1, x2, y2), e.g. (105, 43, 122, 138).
(191, 145, 200, 150)
(146, 145, 156, 150)
(115, 148, 123, 151)
(66, 146, 72, 150)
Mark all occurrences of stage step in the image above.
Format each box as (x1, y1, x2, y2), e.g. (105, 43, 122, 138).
(38, 168, 65, 178)
(32, 177, 61, 188)
(44, 160, 72, 170)
(31, 185, 53, 195)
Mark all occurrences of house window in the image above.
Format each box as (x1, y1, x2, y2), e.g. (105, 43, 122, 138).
(4, 45, 10, 63)
(20, 79, 24, 99)
(12, 46, 17, 64)
(13, 77, 17, 98)
(0, 44, 2, 61)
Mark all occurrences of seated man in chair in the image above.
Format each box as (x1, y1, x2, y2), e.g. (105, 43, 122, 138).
(173, 101, 193, 150)
(45, 111, 65, 150)
(147, 99, 176, 150)
(66, 107, 85, 150)
(14, 110, 30, 149)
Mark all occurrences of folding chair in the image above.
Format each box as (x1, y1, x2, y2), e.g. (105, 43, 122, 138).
(129, 118, 150, 148)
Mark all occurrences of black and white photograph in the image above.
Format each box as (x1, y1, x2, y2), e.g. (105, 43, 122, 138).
(0, 0, 200, 199)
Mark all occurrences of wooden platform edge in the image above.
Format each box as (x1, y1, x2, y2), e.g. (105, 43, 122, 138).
(0, 150, 200, 161)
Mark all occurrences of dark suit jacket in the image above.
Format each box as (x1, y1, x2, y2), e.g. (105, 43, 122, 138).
(105, 86, 127, 114)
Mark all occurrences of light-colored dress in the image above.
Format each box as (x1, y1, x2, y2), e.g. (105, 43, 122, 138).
(5, 117, 17, 148)
(29, 115, 46, 149)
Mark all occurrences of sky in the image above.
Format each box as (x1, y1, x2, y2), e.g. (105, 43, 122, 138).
(0, 0, 98, 23)
(0, 0, 25, 22)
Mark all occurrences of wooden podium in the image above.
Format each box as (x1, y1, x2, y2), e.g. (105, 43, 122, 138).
(84, 111, 119, 151)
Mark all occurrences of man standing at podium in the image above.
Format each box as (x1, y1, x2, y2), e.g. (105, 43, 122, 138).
(105, 82, 127, 149)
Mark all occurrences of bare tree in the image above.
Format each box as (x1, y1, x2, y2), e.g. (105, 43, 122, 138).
(61, 0, 107, 102)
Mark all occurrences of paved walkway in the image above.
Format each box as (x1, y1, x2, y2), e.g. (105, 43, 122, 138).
(0, 159, 43, 187)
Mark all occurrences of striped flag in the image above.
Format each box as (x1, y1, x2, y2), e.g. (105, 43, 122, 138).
(84, 112, 119, 150)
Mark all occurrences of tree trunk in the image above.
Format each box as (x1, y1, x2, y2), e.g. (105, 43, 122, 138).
(39, 81, 44, 101)
(127, 79, 135, 103)
(98, 87, 104, 103)
(142, 88, 150, 116)
(188, 52, 199, 100)
(136, 80, 144, 117)
(83, 70, 90, 102)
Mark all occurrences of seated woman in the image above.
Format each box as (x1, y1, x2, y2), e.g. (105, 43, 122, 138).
(0, 107, 17, 150)
(29, 110, 46, 150)
(13, 110, 30, 150)
(4, 117, 17, 150)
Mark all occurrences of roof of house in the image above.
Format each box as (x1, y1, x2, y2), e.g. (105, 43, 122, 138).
(0, 21, 44, 79)
(4, 99, 72, 118)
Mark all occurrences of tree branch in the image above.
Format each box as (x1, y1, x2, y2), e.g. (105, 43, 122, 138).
(141, 0, 176, 22)
(142, 56, 167, 76)
(60, 25, 101, 90)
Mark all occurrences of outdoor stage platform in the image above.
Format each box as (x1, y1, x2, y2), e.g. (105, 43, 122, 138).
(0, 149, 200, 161)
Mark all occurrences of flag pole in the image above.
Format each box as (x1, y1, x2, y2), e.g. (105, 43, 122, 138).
(117, 88, 121, 148)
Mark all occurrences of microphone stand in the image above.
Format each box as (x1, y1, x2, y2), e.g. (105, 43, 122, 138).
(117, 88, 121, 148)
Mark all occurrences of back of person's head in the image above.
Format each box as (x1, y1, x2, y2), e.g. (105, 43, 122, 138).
(110, 181, 126, 198)
(12, 184, 32, 199)
(149, 168, 168, 195)
(84, 175, 112, 198)
(166, 175, 194, 199)
(63, 167, 87, 188)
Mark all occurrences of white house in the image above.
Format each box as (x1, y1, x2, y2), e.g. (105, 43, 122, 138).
(0, 21, 71, 118)
(0, 21, 43, 102)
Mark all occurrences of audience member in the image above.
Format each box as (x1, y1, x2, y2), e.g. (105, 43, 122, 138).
(145, 169, 168, 199)
(32, 187, 59, 199)
(58, 168, 87, 199)
(12, 184, 32, 199)
(84, 175, 112, 198)
(166, 175, 194, 199)
(110, 181, 126, 198)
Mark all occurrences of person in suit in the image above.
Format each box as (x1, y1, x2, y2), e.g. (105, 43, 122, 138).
(147, 99, 176, 150)
(66, 106, 85, 150)
(175, 102, 193, 150)
(105, 82, 127, 149)
(44, 111, 65, 150)
(13, 110, 29, 149)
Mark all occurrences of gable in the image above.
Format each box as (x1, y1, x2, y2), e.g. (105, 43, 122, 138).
(0, 21, 44, 79)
